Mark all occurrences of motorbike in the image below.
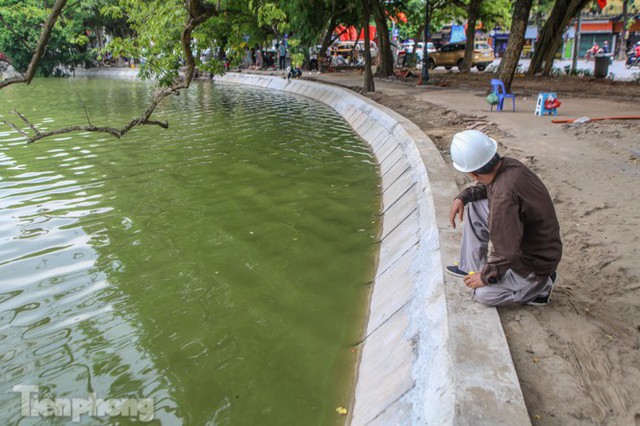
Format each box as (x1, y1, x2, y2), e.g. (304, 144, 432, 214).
(626, 50, 640, 69)
(586, 47, 613, 64)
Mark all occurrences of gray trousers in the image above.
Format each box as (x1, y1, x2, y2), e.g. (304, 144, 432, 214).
(459, 200, 553, 306)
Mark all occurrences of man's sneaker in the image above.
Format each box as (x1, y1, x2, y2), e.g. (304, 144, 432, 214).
(526, 272, 558, 306)
(445, 265, 469, 278)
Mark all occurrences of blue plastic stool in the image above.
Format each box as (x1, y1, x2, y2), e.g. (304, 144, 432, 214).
(535, 92, 558, 116)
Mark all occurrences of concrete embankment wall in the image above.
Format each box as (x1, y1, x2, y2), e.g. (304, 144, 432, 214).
(74, 67, 530, 424)
(215, 73, 530, 425)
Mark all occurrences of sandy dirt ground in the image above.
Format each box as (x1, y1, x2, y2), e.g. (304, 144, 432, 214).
(306, 70, 640, 425)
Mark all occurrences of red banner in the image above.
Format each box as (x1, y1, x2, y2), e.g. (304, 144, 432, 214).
(597, 0, 607, 9)
(334, 25, 377, 42)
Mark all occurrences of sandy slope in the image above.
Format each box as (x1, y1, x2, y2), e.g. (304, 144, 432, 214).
(312, 71, 640, 425)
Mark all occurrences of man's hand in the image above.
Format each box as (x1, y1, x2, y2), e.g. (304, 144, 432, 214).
(463, 272, 485, 290)
(449, 198, 465, 228)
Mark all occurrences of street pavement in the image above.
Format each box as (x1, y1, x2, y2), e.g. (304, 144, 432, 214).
(422, 57, 639, 81)
(509, 57, 639, 81)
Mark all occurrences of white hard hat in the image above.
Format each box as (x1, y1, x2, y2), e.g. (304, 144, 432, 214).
(450, 130, 498, 173)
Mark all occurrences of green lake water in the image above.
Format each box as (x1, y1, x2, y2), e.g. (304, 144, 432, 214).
(0, 78, 380, 424)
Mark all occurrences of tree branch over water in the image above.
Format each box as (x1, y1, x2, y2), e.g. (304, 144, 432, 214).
(1, 0, 222, 143)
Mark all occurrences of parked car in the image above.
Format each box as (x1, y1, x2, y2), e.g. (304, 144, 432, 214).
(332, 40, 378, 65)
(427, 41, 495, 71)
(397, 40, 427, 67)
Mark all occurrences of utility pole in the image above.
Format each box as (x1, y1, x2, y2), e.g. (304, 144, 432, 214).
(421, 0, 430, 83)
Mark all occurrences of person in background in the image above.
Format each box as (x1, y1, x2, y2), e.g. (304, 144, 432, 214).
(587, 42, 599, 60)
(446, 130, 562, 307)
(286, 65, 302, 80)
(278, 42, 287, 70)
(602, 41, 610, 54)
(309, 47, 318, 72)
(331, 49, 346, 67)
(256, 48, 263, 69)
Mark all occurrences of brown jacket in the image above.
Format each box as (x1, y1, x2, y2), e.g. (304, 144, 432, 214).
(456, 157, 562, 284)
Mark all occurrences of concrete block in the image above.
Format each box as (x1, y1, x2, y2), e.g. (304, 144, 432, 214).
(354, 117, 378, 138)
(381, 155, 410, 186)
(350, 109, 369, 130)
(377, 139, 401, 165)
(382, 187, 418, 237)
(364, 394, 412, 426)
(337, 105, 362, 123)
(359, 122, 385, 146)
(382, 171, 416, 212)
(370, 132, 393, 156)
(379, 146, 403, 176)
(377, 210, 420, 272)
(351, 309, 414, 426)
(316, 90, 333, 105)
(367, 247, 417, 334)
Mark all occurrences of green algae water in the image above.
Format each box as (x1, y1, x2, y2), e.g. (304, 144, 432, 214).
(0, 78, 380, 424)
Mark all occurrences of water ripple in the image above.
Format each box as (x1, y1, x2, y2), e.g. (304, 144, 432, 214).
(0, 79, 379, 425)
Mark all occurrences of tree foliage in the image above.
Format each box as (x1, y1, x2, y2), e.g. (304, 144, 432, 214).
(0, 0, 132, 76)
(1, 0, 230, 142)
(398, 0, 510, 43)
(0, 0, 88, 76)
(3, 0, 617, 143)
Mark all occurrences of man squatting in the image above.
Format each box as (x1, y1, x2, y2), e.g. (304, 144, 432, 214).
(446, 130, 562, 306)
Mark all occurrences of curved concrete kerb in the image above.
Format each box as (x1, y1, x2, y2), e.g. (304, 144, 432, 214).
(214, 73, 530, 425)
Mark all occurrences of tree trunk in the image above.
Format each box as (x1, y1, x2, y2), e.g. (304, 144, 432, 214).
(496, 0, 534, 91)
(351, 27, 362, 63)
(362, 0, 375, 92)
(461, 0, 482, 73)
(528, 0, 590, 76)
(320, 15, 338, 60)
(617, 0, 629, 60)
(373, 0, 393, 77)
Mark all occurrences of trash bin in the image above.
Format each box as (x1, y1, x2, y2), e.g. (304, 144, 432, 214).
(594, 54, 610, 78)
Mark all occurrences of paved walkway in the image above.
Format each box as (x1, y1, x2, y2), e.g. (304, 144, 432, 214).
(413, 57, 637, 80)
(497, 57, 639, 80)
